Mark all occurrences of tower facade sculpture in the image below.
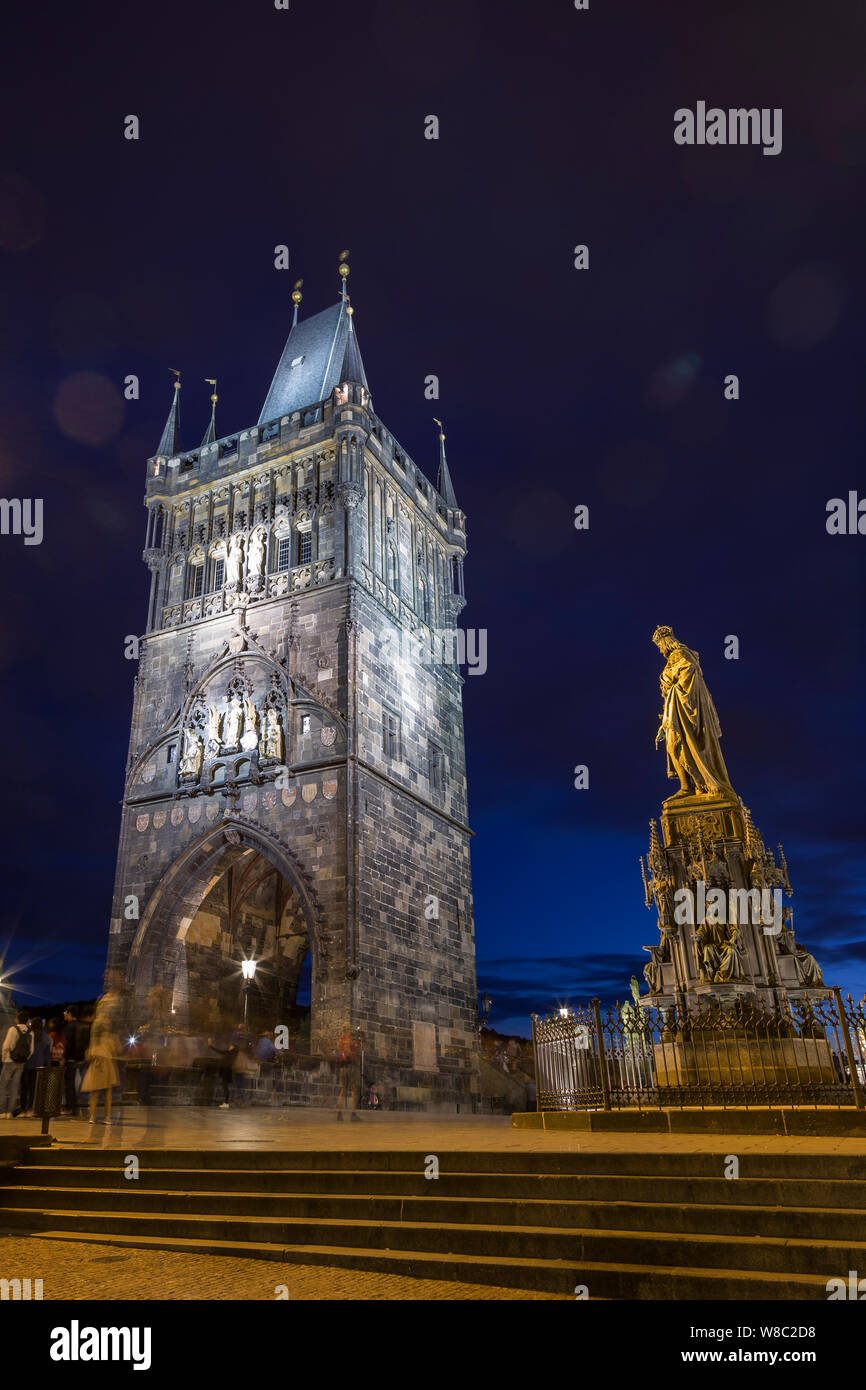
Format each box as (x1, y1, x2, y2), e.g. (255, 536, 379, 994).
(106, 260, 479, 1109)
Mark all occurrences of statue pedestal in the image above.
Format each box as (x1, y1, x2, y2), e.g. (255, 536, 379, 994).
(660, 790, 744, 847)
(652, 1035, 841, 1099)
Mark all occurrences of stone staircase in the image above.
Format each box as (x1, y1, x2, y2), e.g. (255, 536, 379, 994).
(1, 1146, 864, 1298)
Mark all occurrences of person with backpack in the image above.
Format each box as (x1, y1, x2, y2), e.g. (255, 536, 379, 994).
(0, 1010, 33, 1117)
(20, 1017, 50, 1115)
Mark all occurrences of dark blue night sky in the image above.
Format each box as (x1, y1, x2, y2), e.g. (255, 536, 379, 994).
(0, 0, 863, 1033)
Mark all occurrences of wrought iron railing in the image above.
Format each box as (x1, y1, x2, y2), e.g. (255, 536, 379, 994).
(532, 990, 866, 1111)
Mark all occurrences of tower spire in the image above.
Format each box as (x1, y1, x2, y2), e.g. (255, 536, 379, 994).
(433, 417, 458, 508)
(155, 369, 181, 457)
(339, 298, 368, 388)
(291, 279, 303, 328)
(201, 379, 218, 447)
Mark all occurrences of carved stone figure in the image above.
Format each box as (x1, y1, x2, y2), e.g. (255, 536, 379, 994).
(264, 707, 283, 761)
(643, 936, 670, 993)
(226, 534, 244, 589)
(696, 921, 724, 983)
(206, 705, 222, 751)
(241, 693, 259, 751)
(247, 529, 266, 587)
(715, 924, 745, 983)
(652, 626, 735, 798)
(223, 695, 243, 748)
(179, 729, 203, 778)
(794, 941, 824, 987)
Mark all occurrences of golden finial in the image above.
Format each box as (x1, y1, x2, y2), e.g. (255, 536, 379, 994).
(205, 378, 218, 404)
(338, 249, 350, 297)
(292, 279, 303, 306)
(169, 367, 181, 390)
(433, 415, 445, 441)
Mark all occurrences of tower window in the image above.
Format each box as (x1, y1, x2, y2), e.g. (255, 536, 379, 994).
(190, 565, 204, 598)
(278, 536, 292, 571)
(167, 744, 176, 764)
(298, 531, 312, 565)
(301, 715, 311, 736)
(451, 556, 461, 594)
(212, 558, 225, 591)
(383, 708, 401, 762)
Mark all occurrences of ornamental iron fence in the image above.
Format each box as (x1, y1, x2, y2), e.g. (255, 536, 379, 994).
(532, 988, 866, 1112)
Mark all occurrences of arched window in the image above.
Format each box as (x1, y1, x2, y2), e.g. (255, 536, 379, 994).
(419, 572, 430, 624)
(387, 544, 398, 591)
(187, 561, 204, 599)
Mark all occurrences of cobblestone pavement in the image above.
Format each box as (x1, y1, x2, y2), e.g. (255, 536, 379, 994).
(0, 1235, 562, 1300)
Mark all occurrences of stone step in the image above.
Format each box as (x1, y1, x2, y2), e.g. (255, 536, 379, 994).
(1, 1203, 863, 1277)
(20, 1146, 866, 1179)
(4, 1224, 840, 1299)
(9, 1164, 866, 1210)
(3, 1183, 865, 1241)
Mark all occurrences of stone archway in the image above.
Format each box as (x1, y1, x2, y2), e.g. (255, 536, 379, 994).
(125, 819, 329, 1050)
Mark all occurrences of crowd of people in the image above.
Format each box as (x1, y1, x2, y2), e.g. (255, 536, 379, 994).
(0, 990, 123, 1123)
(0, 991, 382, 1118)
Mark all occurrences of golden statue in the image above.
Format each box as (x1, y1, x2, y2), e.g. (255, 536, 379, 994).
(652, 626, 734, 799)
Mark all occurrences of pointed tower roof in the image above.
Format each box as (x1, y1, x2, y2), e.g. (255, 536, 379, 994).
(258, 299, 370, 425)
(338, 305, 368, 387)
(201, 380, 218, 447)
(155, 372, 181, 457)
(433, 419, 459, 508)
(259, 256, 369, 426)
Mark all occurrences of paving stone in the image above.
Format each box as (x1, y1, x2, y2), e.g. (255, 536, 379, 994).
(0, 1235, 562, 1300)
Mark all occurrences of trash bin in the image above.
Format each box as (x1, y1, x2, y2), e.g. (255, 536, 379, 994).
(33, 1066, 64, 1135)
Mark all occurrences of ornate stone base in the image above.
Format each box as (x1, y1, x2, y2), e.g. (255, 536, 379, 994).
(652, 1035, 842, 1098)
(660, 789, 744, 847)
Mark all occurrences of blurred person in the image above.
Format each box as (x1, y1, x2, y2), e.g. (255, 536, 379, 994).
(254, 1029, 276, 1063)
(48, 1017, 66, 1065)
(335, 1025, 359, 1119)
(20, 1017, 50, 1114)
(207, 1025, 239, 1108)
(62, 1006, 86, 1115)
(0, 1010, 32, 1117)
(76, 1007, 93, 1108)
(80, 986, 122, 1125)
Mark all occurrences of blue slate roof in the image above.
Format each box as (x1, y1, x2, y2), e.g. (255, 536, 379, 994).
(155, 384, 181, 457)
(258, 300, 368, 425)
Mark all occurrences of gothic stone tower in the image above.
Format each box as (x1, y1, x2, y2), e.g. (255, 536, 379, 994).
(106, 267, 480, 1111)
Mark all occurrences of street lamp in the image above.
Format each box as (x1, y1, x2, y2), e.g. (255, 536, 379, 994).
(241, 957, 257, 1024)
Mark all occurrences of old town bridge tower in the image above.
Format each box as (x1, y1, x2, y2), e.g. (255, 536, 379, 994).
(106, 261, 480, 1110)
